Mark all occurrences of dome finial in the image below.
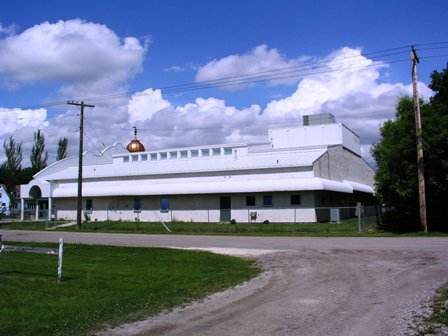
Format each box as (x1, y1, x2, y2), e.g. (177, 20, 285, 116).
(127, 126, 145, 152)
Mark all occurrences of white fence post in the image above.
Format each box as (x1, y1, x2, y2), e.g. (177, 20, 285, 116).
(58, 237, 64, 284)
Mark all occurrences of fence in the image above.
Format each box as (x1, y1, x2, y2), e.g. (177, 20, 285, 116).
(82, 205, 382, 234)
(0, 234, 64, 283)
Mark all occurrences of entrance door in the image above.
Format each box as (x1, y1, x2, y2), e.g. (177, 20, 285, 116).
(220, 196, 231, 222)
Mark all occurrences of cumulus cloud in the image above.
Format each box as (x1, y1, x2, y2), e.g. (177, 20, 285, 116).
(0, 108, 47, 138)
(195, 44, 308, 87)
(128, 95, 263, 151)
(0, 32, 433, 169)
(261, 47, 433, 165)
(0, 19, 147, 90)
(0, 20, 148, 164)
(128, 89, 171, 124)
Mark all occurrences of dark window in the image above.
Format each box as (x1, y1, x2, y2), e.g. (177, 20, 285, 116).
(246, 196, 256, 206)
(133, 198, 142, 212)
(263, 195, 273, 207)
(160, 198, 169, 212)
(85, 199, 93, 211)
(291, 194, 301, 205)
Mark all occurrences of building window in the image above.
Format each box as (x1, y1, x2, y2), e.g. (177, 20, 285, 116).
(141, 154, 148, 161)
(123, 156, 129, 163)
(160, 198, 169, 213)
(224, 147, 232, 155)
(291, 194, 301, 205)
(150, 153, 157, 161)
(212, 148, 221, 156)
(263, 196, 273, 207)
(190, 150, 198, 158)
(160, 152, 167, 160)
(85, 199, 93, 212)
(201, 149, 210, 157)
(133, 199, 142, 212)
(246, 196, 256, 206)
(132, 155, 138, 162)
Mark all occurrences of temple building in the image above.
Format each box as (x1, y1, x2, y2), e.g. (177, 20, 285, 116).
(20, 114, 375, 223)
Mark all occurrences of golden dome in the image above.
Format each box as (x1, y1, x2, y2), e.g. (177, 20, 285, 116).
(127, 127, 145, 152)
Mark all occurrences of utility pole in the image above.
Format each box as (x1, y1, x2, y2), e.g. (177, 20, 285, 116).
(410, 46, 428, 233)
(67, 101, 95, 230)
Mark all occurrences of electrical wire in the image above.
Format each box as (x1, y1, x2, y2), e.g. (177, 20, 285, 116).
(0, 44, 446, 114)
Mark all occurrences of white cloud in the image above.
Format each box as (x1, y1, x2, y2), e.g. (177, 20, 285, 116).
(129, 96, 263, 151)
(0, 19, 147, 89)
(128, 89, 171, 124)
(164, 65, 185, 72)
(0, 37, 433, 169)
(0, 20, 148, 164)
(0, 23, 17, 36)
(261, 47, 433, 166)
(0, 108, 47, 138)
(195, 44, 308, 88)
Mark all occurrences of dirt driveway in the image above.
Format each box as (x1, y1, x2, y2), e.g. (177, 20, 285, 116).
(2, 231, 447, 335)
(94, 248, 445, 336)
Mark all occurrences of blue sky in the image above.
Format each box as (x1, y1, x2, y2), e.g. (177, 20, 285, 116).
(0, 0, 447, 165)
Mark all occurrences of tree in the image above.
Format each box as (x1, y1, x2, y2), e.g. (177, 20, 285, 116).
(0, 136, 23, 202)
(56, 137, 68, 161)
(372, 64, 448, 231)
(30, 129, 48, 174)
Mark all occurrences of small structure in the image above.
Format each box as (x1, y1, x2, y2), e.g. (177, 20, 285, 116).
(20, 114, 375, 223)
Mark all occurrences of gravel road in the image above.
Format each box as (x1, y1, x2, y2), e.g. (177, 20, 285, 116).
(2, 230, 447, 336)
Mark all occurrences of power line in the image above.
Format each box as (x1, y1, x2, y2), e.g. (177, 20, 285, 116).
(0, 44, 446, 113)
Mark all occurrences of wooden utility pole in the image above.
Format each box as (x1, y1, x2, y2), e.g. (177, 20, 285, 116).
(67, 101, 95, 230)
(410, 46, 428, 233)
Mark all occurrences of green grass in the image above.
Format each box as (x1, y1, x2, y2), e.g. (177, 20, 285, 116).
(2, 218, 448, 237)
(428, 283, 448, 326)
(0, 242, 260, 336)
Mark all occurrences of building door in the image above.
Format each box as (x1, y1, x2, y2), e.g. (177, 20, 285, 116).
(220, 196, 231, 222)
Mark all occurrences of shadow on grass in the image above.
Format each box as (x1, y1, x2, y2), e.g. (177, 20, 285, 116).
(0, 270, 75, 281)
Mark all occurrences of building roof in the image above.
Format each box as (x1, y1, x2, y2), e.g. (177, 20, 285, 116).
(44, 147, 328, 181)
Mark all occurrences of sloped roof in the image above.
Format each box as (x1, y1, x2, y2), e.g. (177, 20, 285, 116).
(45, 147, 327, 181)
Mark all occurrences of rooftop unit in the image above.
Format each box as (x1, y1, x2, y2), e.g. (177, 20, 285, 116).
(303, 113, 336, 126)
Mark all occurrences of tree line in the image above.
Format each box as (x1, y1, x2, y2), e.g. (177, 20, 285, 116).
(0, 132, 68, 204)
(372, 64, 448, 232)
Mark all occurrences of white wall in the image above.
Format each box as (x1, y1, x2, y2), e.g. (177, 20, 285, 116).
(269, 123, 361, 156)
(53, 191, 318, 223)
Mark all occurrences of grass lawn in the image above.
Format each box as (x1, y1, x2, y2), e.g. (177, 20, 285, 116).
(0, 242, 260, 336)
(426, 282, 448, 332)
(2, 218, 447, 236)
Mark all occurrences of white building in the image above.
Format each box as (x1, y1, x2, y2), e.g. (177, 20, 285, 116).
(20, 114, 375, 223)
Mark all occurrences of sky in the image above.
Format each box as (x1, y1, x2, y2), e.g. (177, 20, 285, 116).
(0, 0, 447, 168)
